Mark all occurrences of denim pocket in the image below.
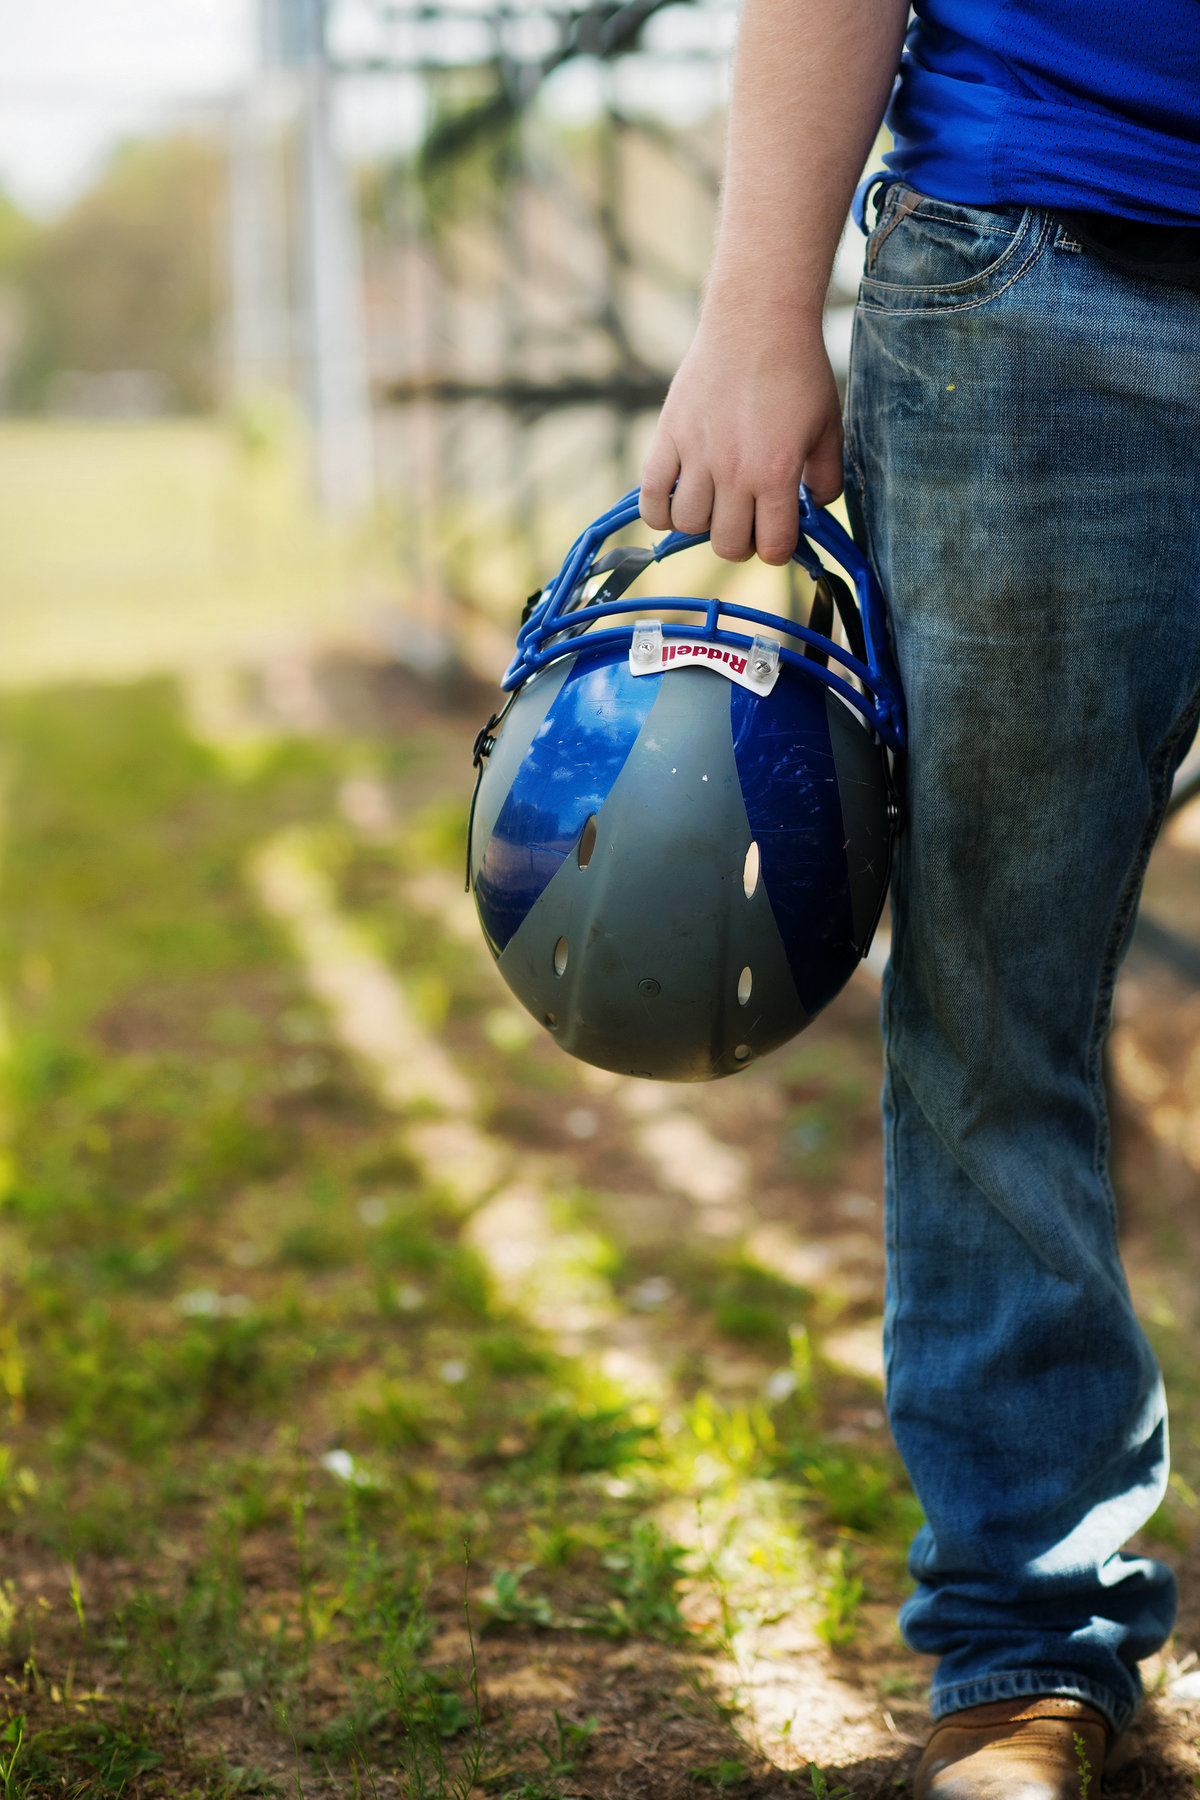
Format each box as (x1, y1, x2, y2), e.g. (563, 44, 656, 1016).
(861, 184, 1045, 312)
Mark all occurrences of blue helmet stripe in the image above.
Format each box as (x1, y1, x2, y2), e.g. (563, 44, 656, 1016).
(473, 658, 661, 956)
(730, 682, 857, 1016)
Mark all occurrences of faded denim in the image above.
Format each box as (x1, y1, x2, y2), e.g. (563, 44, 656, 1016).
(843, 181, 1200, 1731)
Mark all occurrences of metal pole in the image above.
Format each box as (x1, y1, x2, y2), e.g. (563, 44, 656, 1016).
(295, 0, 375, 515)
(227, 83, 280, 399)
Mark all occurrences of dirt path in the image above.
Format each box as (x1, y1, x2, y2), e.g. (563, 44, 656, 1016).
(205, 653, 1200, 1793)
(2, 655, 1200, 1796)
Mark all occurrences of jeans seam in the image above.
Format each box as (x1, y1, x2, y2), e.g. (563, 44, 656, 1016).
(858, 212, 1052, 316)
(1084, 684, 1200, 1232)
(842, 422, 867, 501)
(881, 964, 902, 1402)
(841, 358, 862, 496)
(931, 1669, 1131, 1733)
(907, 215, 1019, 240)
(841, 452, 902, 1392)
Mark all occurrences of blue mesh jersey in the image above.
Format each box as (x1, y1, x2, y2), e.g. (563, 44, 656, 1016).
(884, 0, 1200, 225)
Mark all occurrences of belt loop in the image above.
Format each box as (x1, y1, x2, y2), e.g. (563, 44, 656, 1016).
(852, 170, 893, 236)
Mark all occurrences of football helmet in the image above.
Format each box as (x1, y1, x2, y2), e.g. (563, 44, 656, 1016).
(467, 486, 905, 1081)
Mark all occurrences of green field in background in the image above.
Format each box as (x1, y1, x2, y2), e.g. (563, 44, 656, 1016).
(0, 423, 363, 689)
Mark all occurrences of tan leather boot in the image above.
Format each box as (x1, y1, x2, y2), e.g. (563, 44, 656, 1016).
(913, 1697, 1110, 1799)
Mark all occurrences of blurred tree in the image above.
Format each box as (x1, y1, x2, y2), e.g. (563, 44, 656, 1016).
(0, 188, 36, 273)
(8, 135, 222, 414)
(0, 188, 37, 408)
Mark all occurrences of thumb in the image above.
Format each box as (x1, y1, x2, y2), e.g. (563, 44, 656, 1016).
(801, 418, 845, 507)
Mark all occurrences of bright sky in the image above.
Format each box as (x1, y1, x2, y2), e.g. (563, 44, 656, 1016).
(0, 0, 253, 213)
(0, 0, 731, 216)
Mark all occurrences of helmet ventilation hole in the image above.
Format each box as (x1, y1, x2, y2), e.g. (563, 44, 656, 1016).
(733, 1043, 752, 1062)
(544, 1012, 558, 1029)
(743, 841, 760, 899)
(578, 816, 598, 868)
(553, 936, 569, 977)
(737, 966, 753, 1006)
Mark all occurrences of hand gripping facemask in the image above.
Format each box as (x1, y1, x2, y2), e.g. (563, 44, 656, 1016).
(467, 486, 905, 1081)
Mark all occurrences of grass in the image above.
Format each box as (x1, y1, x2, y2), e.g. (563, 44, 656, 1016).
(0, 682, 580, 1789)
(0, 426, 1198, 1797)
(0, 421, 369, 692)
(16, 438, 1200, 1796)
(0, 663, 920, 1792)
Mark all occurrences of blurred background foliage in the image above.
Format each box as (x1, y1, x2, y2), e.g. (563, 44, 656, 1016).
(0, 137, 222, 414)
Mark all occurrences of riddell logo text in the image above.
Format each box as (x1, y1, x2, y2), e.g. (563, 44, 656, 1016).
(628, 635, 780, 695)
(661, 643, 747, 674)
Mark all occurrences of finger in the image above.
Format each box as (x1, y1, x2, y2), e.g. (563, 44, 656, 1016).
(750, 488, 801, 566)
(801, 422, 846, 508)
(667, 464, 715, 538)
(708, 487, 756, 563)
(639, 434, 681, 530)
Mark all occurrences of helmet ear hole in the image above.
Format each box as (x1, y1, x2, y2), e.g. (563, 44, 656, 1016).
(578, 816, 598, 869)
(743, 841, 760, 899)
(737, 966, 753, 1006)
(553, 936, 569, 977)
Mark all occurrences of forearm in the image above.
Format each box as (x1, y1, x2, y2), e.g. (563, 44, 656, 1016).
(709, 0, 909, 324)
(640, 0, 908, 556)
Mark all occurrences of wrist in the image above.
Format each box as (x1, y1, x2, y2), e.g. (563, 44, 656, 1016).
(702, 263, 829, 333)
(696, 285, 830, 360)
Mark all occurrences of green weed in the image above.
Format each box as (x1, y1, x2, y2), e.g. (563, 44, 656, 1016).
(508, 1398, 654, 1476)
(800, 1765, 856, 1799)
(814, 1545, 864, 1649)
(600, 1520, 689, 1639)
(471, 1330, 558, 1380)
(686, 1389, 777, 1476)
(0, 1584, 18, 1664)
(480, 1566, 556, 1630)
(676, 1255, 811, 1361)
(370, 1214, 493, 1320)
(0, 1715, 25, 1800)
(216, 1758, 283, 1795)
(66, 1719, 165, 1791)
(690, 1760, 748, 1790)
(1074, 1730, 1093, 1800)
(877, 1673, 927, 1699)
(388, 1566, 484, 1800)
(277, 1219, 351, 1271)
(355, 1382, 434, 1450)
(525, 1519, 586, 1571)
(793, 1447, 899, 1535)
(534, 1709, 597, 1778)
(0, 1714, 164, 1797)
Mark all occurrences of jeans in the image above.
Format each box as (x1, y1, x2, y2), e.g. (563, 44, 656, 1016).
(843, 181, 1200, 1731)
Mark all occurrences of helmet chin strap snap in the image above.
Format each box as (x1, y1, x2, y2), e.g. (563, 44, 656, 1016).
(464, 692, 517, 893)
